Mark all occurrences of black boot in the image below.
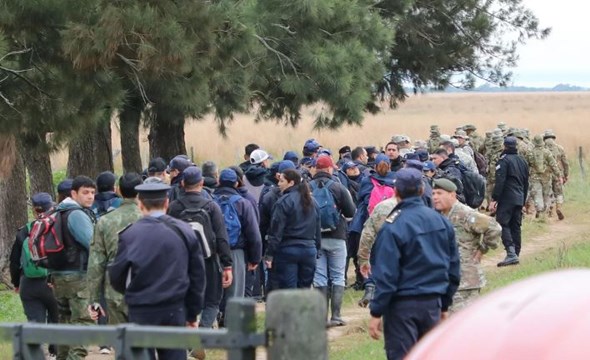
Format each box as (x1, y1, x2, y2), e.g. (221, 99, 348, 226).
(329, 285, 346, 327)
(358, 284, 375, 308)
(497, 246, 520, 267)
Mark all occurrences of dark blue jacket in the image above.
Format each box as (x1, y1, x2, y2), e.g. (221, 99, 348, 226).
(336, 170, 362, 205)
(349, 171, 395, 234)
(266, 186, 321, 260)
(92, 191, 122, 217)
(213, 187, 262, 264)
(237, 185, 260, 223)
(259, 186, 282, 247)
(369, 197, 460, 316)
(109, 214, 206, 322)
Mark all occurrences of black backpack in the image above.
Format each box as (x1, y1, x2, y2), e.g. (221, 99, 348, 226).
(458, 166, 486, 209)
(178, 198, 217, 259)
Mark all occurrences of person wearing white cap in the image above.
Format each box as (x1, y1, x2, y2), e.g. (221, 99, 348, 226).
(243, 149, 272, 205)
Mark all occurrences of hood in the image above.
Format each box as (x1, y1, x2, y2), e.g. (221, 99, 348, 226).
(204, 176, 217, 189)
(94, 191, 119, 202)
(57, 197, 82, 210)
(244, 165, 268, 186)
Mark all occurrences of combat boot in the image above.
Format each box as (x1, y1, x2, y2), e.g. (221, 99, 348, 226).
(548, 205, 554, 218)
(358, 284, 375, 308)
(497, 246, 519, 267)
(328, 285, 346, 327)
(556, 204, 565, 220)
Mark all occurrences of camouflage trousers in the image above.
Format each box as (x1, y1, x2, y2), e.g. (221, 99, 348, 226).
(450, 289, 480, 314)
(551, 177, 564, 205)
(52, 273, 94, 360)
(529, 177, 552, 212)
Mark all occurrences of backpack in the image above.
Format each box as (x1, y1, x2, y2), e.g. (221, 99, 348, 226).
(368, 177, 395, 215)
(458, 167, 486, 209)
(28, 208, 94, 270)
(310, 179, 340, 233)
(214, 194, 243, 248)
(178, 198, 217, 259)
(474, 152, 488, 177)
(20, 224, 47, 278)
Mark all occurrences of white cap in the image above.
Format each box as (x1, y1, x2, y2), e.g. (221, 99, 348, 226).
(250, 149, 272, 164)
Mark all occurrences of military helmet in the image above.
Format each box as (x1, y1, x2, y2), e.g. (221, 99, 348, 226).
(464, 124, 477, 131)
(497, 122, 507, 130)
(453, 130, 469, 139)
(533, 135, 544, 146)
(543, 129, 556, 140)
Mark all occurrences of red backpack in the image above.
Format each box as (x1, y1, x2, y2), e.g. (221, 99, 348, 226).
(368, 178, 395, 215)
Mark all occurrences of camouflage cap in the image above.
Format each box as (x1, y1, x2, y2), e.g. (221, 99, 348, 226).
(533, 135, 544, 146)
(453, 130, 469, 139)
(492, 128, 502, 136)
(464, 124, 477, 131)
(497, 122, 507, 129)
(513, 130, 525, 140)
(440, 134, 452, 142)
(456, 125, 465, 131)
(391, 134, 410, 144)
(485, 131, 492, 137)
(491, 135, 504, 144)
(543, 129, 556, 140)
(430, 124, 440, 130)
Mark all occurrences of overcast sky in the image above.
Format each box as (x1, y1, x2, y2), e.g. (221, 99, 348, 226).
(513, 0, 590, 87)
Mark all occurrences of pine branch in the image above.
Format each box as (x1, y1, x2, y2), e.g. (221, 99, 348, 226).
(254, 34, 299, 78)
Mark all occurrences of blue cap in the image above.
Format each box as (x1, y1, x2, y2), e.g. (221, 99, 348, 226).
(96, 171, 116, 192)
(342, 161, 358, 172)
(393, 168, 424, 193)
(504, 136, 517, 147)
(219, 168, 238, 183)
(168, 156, 192, 172)
(303, 139, 321, 153)
(278, 160, 296, 173)
(375, 153, 389, 165)
(31, 192, 54, 211)
(423, 161, 436, 171)
(415, 149, 429, 162)
(300, 157, 313, 167)
(405, 159, 423, 171)
(183, 166, 203, 185)
(283, 151, 299, 163)
(318, 148, 332, 157)
(404, 153, 420, 161)
(57, 179, 73, 195)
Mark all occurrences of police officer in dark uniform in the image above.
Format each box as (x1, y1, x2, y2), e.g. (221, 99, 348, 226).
(368, 168, 461, 360)
(109, 182, 206, 360)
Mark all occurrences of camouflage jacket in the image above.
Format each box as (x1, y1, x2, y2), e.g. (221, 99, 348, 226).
(87, 199, 142, 304)
(486, 147, 502, 182)
(357, 198, 398, 266)
(517, 140, 533, 166)
(445, 201, 501, 290)
(427, 136, 441, 154)
(528, 146, 562, 180)
(469, 133, 484, 154)
(545, 139, 569, 178)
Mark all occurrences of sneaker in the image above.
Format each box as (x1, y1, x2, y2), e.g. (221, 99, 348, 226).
(99, 347, 111, 355)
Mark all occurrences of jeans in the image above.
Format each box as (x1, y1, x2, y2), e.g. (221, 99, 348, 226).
(313, 238, 347, 287)
(273, 245, 317, 289)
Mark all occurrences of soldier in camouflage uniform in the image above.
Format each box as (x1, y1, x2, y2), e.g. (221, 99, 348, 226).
(483, 131, 493, 158)
(497, 122, 508, 135)
(544, 130, 569, 220)
(427, 125, 441, 153)
(87, 173, 143, 325)
(485, 135, 504, 209)
(528, 135, 562, 220)
(356, 197, 398, 307)
(432, 178, 501, 313)
(464, 124, 484, 154)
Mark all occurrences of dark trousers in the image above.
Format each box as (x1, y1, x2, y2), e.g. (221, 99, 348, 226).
(245, 261, 264, 299)
(19, 276, 58, 355)
(200, 256, 223, 328)
(383, 296, 441, 360)
(274, 245, 317, 289)
(128, 304, 186, 360)
(496, 204, 523, 255)
(345, 232, 363, 286)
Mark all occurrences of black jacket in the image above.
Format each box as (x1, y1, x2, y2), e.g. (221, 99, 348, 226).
(109, 214, 206, 322)
(390, 157, 404, 172)
(259, 186, 282, 246)
(437, 157, 465, 195)
(311, 172, 356, 240)
(492, 148, 529, 206)
(168, 191, 233, 268)
(266, 186, 321, 260)
(9, 225, 30, 288)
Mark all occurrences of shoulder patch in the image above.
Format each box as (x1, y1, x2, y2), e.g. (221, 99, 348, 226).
(385, 209, 401, 224)
(499, 154, 506, 160)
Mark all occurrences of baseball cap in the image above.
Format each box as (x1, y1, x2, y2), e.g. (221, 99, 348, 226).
(339, 146, 351, 155)
(283, 151, 299, 163)
(315, 155, 336, 169)
(183, 166, 203, 186)
(375, 153, 389, 165)
(393, 168, 423, 193)
(405, 153, 420, 161)
(96, 171, 116, 192)
(219, 168, 238, 183)
(342, 161, 358, 172)
(168, 156, 191, 172)
(148, 157, 167, 173)
(504, 136, 517, 147)
(31, 192, 54, 212)
(415, 149, 429, 162)
(423, 161, 436, 172)
(250, 149, 272, 165)
(300, 157, 313, 167)
(405, 159, 424, 171)
(303, 139, 322, 154)
(278, 160, 296, 173)
(57, 179, 73, 195)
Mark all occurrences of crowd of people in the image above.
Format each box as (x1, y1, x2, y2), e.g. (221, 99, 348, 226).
(8, 122, 569, 360)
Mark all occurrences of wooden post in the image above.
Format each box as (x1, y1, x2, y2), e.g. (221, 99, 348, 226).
(266, 290, 328, 360)
(190, 146, 195, 163)
(226, 298, 257, 360)
(579, 146, 586, 179)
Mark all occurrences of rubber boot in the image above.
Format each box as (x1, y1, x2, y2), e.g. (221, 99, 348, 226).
(316, 286, 329, 309)
(358, 284, 375, 308)
(497, 246, 519, 267)
(328, 285, 346, 327)
(556, 203, 565, 220)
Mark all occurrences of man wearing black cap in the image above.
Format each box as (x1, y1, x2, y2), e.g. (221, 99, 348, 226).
(368, 168, 460, 360)
(168, 155, 192, 202)
(168, 166, 233, 329)
(93, 171, 122, 217)
(56, 179, 73, 203)
(9, 193, 58, 358)
(109, 182, 206, 360)
(490, 136, 529, 267)
(147, 157, 168, 182)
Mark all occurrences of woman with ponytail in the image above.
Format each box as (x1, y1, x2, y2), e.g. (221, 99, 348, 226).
(265, 169, 321, 289)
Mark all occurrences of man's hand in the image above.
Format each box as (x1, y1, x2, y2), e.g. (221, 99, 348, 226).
(14, 287, 19, 294)
(87, 303, 106, 321)
(186, 321, 198, 328)
(473, 250, 483, 264)
(222, 268, 233, 289)
(265, 260, 272, 269)
(489, 201, 497, 212)
(360, 263, 371, 278)
(440, 311, 449, 321)
(368, 317, 382, 340)
(247, 263, 258, 271)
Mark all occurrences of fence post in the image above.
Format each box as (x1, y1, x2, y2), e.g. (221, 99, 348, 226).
(266, 290, 328, 360)
(226, 298, 257, 360)
(579, 146, 586, 179)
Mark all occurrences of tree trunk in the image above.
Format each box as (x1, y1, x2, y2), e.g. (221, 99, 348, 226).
(67, 115, 114, 179)
(119, 98, 144, 173)
(0, 139, 28, 271)
(148, 105, 186, 162)
(21, 133, 54, 197)
(0, 134, 16, 179)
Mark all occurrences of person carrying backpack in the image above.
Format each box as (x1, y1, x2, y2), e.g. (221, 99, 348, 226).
(9, 192, 58, 358)
(214, 168, 262, 326)
(92, 171, 122, 217)
(311, 155, 356, 327)
(168, 166, 234, 329)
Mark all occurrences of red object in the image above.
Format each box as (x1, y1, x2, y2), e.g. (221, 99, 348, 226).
(406, 270, 590, 360)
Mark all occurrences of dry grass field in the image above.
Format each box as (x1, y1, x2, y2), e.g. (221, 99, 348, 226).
(50, 92, 590, 170)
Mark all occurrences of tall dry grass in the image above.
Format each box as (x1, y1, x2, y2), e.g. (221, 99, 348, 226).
(50, 92, 590, 170)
